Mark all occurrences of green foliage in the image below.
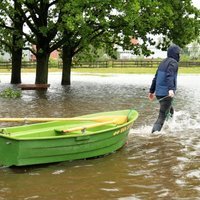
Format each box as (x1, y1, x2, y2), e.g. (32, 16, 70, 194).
(0, 87, 22, 99)
(181, 38, 200, 60)
(0, 0, 199, 55)
(49, 0, 200, 56)
(74, 45, 116, 62)
(0, 0, 199, 84)
(49, 58, 59, 68)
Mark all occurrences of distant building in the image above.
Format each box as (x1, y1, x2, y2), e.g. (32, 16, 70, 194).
(117, 37, 166, 59)
(50, 50, 60, 60)
(30, 45, 60, 61)
(117, 37, 138, 59)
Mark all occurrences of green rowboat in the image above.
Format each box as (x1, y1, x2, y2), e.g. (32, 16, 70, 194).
(0, 109, 138, 167)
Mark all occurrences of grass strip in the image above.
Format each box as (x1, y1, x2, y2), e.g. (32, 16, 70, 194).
(0, 67, 200, 74)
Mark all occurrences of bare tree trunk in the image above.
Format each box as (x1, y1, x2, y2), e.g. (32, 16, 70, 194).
(11, 48, 22, 84)
(61, 45, 73, 85)
(10, 0, 23, 84)
(35, 53, 50, 84)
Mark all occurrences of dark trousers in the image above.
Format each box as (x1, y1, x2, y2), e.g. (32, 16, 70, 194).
(152, 96, 174, 133)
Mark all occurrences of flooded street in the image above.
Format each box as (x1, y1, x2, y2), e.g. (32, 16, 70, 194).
(0, 72, 200, 200)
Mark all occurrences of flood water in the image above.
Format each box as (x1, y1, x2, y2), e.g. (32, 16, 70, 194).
(0, 72, 200, 200)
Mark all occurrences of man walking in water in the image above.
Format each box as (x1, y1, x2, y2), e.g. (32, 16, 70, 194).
(148, 44, 181, 133)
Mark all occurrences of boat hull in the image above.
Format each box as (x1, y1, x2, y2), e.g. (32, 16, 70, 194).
(0, 110, 138, 166)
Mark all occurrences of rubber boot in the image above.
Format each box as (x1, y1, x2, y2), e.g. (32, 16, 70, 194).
(151, 123, 162, 133)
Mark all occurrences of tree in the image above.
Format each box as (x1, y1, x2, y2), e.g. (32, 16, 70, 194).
(0, 0, 24, 84)
(60, 0, 199, 84)
(0, 0, 199, 85)
(16, 0, 64, 84)
(155, 0, 200, 49)
(74, 45, 112, 63)
(0, 0, 65, 84)
(11, 0, 24, 84)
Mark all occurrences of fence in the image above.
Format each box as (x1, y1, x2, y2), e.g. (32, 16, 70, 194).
(0, 61, 36, 69)
(0, 61, 56, 69)
(73, 60, 200, 68)
(0, 60, 200, 69)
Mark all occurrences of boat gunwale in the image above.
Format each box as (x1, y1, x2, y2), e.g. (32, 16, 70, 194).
(0, 110, 138, 141)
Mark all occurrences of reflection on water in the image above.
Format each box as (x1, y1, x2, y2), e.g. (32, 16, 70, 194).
(0, 73, 200, 199)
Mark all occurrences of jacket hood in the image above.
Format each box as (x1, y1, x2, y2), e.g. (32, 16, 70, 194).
(167, 45, 181, 62)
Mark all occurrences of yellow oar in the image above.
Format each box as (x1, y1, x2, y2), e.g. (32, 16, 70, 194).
(60, 116, 128, 133)
(62, 120, 117, 133)
(0, 116, 128, 124)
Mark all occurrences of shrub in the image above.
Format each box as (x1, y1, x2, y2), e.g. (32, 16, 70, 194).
(0, 87, 22, 99)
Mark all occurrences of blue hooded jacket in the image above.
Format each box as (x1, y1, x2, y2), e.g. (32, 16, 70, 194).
(149, 45, 181, 96)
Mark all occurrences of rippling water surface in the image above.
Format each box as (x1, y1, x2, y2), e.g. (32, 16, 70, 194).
(0, 72, 200, 200)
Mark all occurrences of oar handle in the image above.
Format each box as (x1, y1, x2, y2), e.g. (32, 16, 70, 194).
(0, 116, 128, 123)
(0, 117, 91, 122)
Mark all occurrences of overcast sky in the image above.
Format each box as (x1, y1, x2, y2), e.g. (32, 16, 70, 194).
(192, 0, 200, 9)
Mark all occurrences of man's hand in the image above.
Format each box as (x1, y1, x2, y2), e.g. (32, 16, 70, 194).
(168, 90, 174, 97)
(148, 93, 155, 101)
